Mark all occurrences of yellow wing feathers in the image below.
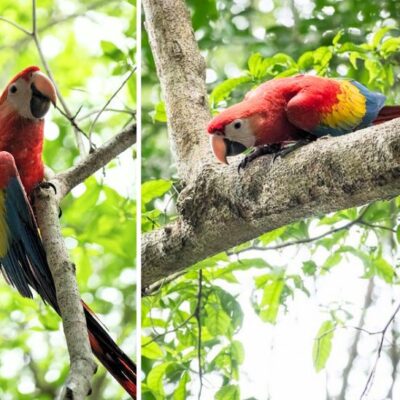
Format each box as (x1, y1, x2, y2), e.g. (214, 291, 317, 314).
(320, 80, 366, 130)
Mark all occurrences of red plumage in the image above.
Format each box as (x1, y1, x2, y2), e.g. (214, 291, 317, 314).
(0, 68, 136, 398)
(207, 75, 399, 165)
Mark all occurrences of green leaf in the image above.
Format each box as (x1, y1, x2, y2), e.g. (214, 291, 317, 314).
(365, 59, 382, 84)
(322, 253, 342, 272)
(205, 304, 231, 336)
(210, 76, 252, 106)
(231, 340, 245, 364)
(142, 179, 172, 205)
(247, 53, 264, 78)
(332, 29, 344, 46)
(215, 384, 240, 400)
(100, 40, 125, 61)
(152, 101, 167, 122)
(173, 371, 190, 400)
(258, 226, 287, 244)
(313, 320, 335, 372)
(147, 362, 171, 398)
(258, 277, 284, 324)
(397, 225, 400, 243)
(370, 258, 395, 283)
(371, 26, 395, 48)
(297, 51, 314, 69)
(141, 337, 164, 359)
(302, 260, 317, 276)
(381, 37, 400, 56)
(38, 309, 60, 331)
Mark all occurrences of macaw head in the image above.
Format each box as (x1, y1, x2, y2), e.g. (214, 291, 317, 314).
(207, 100, 260, 164)
(0, 66, 57, 120)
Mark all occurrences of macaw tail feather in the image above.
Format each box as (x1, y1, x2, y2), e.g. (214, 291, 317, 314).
(373, 105, 400, 125)
(0, 152, 136, 399)
(83, 302, 137, 399)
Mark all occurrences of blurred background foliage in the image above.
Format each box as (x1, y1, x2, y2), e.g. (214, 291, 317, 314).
(142, 1, 400, 399)
(0, 1, 136, 399)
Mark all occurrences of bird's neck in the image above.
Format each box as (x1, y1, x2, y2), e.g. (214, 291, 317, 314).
(0, 112, 45, 195)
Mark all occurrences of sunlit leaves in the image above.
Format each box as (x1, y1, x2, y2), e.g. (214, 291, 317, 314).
(313, 320, 335, 372)
(142, 179, 172, 205)
(210, 76, 252, 107)
(146, 362, 172, 399)
(253, 272, 285, 324)
(142, 337, 164, 360)
(215, 384, 240, 400)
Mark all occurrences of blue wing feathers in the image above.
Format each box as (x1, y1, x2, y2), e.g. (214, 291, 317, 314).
(0, 177, 58, 311)
(350, 80, 386, 128)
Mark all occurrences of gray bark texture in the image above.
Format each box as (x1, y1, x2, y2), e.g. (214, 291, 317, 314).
(33, 124, 135, 399)
(142, 0, 213, 180)
(141, 0, 400, 290)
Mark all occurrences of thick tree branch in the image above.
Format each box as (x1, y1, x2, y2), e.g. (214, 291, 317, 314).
(33, 187, 97, 400)
(142, 0, 213, 181)
(142, 115, 400, 287)
(141, 0, 400, 289)
(33, 125, 135, 399)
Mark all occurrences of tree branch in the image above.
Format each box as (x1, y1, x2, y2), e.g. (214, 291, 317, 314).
(54, 123, 136, 200)
(33, 186, 97, 400)
(142, 0, 213, 181)
(33, 125, 135, 399)
(142, 118, 400, 287)
(141, 0, 400, 289)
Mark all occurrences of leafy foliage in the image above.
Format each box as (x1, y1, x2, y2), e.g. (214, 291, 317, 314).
(142, 1, 400, 399)
(0, 1, 135, 399)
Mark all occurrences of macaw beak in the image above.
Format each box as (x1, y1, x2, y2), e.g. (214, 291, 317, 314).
(210, 134, 229, 164)
(30, 71, 57, 119)
(210, 133, 248, 165)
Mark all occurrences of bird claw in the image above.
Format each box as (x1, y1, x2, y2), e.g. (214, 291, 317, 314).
(34, 181, 62, 218)
(36, 181, 57, 195)
(237, 144, 282, 173)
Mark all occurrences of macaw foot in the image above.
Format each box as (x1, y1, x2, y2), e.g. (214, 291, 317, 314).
(271, 139, 312, 162)
(36, 181, 57, 195)
(238, 143, 282, 172)
(33, 181, 62, 218)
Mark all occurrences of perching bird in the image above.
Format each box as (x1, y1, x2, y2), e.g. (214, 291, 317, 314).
(207, 75, 400, 169)
(0, 66, 136, 398)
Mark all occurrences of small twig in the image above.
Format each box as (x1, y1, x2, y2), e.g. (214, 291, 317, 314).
(77, 107, 135, 122)
(31, 0, 86, 156)
(54, 123, 136, 200)
(231, 205, 373, 255)
(339, 279, 374, 399)
(358, 221, 397, 233)
(0, 16, 32, 35)
(360, 301, 400, 399)
(142, 270, 187, 296)
(143, 311, 196, 347)
(88, 68, 136, 146)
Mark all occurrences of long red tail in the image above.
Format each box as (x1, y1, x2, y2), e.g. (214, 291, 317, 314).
(82, 302, 137, 399)
(373, 105, 400, 125)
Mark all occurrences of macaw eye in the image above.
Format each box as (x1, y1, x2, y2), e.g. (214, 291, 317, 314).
(233, 121, 242, 129)
(10, 85, 17, 94)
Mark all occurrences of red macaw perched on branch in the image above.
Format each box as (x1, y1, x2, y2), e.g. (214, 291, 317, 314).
(207, 75, 400, 170)
(0, 67, 136, 398)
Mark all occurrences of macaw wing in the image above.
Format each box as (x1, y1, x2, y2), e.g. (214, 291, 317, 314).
(286, 79, 386, 137)
(0, 153, 58, 309)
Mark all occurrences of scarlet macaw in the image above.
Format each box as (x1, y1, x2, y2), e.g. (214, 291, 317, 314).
(207, 75, 400, 169)
(0, 66, 136, 398)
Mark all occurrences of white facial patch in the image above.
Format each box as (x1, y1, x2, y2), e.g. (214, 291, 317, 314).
(224, 118, 256, 148)
(7, 76, 36, 120)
